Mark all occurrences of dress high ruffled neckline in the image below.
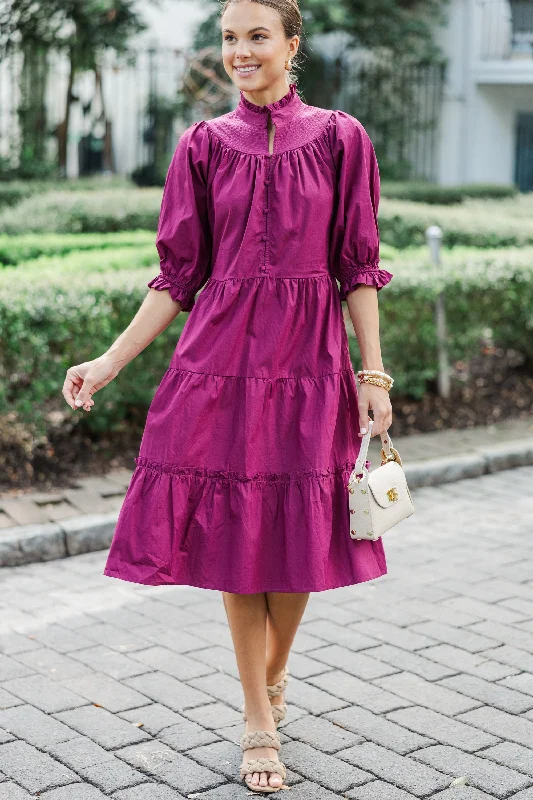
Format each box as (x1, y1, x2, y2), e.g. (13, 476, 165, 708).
(239, 82, 298, 114)
(235, 82, 303, 128)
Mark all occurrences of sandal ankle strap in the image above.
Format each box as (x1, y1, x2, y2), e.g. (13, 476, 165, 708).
(240, 729, 281, 751)
(266, 666, 289, 698)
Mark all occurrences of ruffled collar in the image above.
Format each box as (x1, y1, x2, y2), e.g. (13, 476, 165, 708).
(235, 82, 303, 128)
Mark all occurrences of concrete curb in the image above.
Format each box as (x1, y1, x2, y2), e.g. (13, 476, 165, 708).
(0, 513, 118, 567)
(2, 438, 533, 568)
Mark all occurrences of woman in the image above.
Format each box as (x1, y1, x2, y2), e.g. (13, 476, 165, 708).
(63, 0, 394, 792)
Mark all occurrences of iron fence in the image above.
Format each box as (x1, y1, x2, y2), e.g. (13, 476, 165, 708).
(0, 44, 445, 183)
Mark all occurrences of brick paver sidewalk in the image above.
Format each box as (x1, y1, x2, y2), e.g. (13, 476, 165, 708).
(1, 465, 533, 798)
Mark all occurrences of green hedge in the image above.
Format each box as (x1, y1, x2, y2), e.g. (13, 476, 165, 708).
(3, 187, 532, 250)
(2, 246, 533, 451)
(380, 181, 519, 205)
(0, 188, 162, 234)
(348, 245, 533, 398)
(379, 195, 533, 248)
(0, 231, 155, 266)
(0, 267, 181, 442)
(0, 176, 133, 210)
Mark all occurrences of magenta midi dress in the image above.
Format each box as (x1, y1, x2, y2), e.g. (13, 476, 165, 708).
(103, 82, 394, 594)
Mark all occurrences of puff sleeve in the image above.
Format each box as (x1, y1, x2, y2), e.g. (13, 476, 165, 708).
(148, 120, 212, 312)
(328, 111, 393, 300)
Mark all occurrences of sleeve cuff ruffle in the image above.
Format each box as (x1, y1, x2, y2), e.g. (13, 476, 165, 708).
(147, 273, 196, 312)
(339, 266, 393, 300)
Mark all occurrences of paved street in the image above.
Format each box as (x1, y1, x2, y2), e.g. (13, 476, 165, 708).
(1, 466, 533, 799)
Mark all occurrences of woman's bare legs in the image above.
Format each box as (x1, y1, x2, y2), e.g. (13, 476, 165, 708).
(222, 591, 311, 789)
(265, 592, 310, 707)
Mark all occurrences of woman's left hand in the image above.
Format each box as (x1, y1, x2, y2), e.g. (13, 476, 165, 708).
(357, 382, 392, 438)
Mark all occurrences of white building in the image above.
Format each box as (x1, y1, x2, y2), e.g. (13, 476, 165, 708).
(435, 0, 533, 189)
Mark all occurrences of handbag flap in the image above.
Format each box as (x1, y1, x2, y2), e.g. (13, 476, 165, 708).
(367, 461, 409, 509)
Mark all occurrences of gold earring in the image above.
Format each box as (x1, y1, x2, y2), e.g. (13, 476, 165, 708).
(285, 60, 292, 71)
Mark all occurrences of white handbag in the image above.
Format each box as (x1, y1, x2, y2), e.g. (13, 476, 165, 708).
(347, 419, 415, 541)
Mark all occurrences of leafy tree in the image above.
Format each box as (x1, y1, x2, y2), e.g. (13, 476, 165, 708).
(0, 0, 151, 175)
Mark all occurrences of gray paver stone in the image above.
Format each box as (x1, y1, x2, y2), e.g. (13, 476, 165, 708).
(438, 673, 533, 713)
(280, 713, 364, 753)
(80, 757, 149, 793)
(347, 781, 418, 799)
(61, 671, 151, 712)
(115, 739, 225, 794)
(71, 645, 149, 680)
(0, 740, 80, 793)
(54, 704, 151, 749)
(48, 735, 114, 769)
(0, 703, 79, 748)
(456, 706, 533, 748)
(420, 644, 519, 681)
(13, 646, 95, 681)
(185, 740, 241, 780)
(408, 622, 499, 653)
(0, 653, 34, 681)
(336, 742, 450, 796)
(307, 644, 398, 680)
(349, 619, 437, 650)
(0, 783, 32, 799)
(124, 671, 214, 712)
(480, 741, 533, 777)
(39, 785, 108, 799)
(324, 705, 433, 754)
(181, 701, 243, 730)
(363, 644, 456, 681)
(158, 718, 221, 751)
(411, 744, 531, 798)
(129, 646, 214, 680)
(278, 676, 349, 714)
(308, 670, 412, 714)
(386, 706, 499, 752)
(114, 785, 185, 799)
(119, 703, 188, 735)
(280, 740, 371, 792)
(374, 672, 480, 715)
(2, 673, 87, 713)
(431, 790, 495, 799)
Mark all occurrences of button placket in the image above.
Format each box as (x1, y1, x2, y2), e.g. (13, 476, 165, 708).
(261, 155, 273, 271)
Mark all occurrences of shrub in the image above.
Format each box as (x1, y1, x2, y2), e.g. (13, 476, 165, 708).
(0, 231, 155, 266)
(348, 245, 533, 398)
(380, 181, 519, 205)
(2, 246, 533, 454)
(0, 188, 162, 234)
(379, 195, 533, 248)
(0, 267, 182, 443)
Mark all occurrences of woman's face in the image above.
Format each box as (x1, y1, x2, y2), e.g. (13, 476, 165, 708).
(221, 1, 298, 92)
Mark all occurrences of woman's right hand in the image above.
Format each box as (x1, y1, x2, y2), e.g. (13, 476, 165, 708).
(62, 354, 122, 412)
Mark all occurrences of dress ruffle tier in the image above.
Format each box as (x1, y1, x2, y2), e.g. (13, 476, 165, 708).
(104, 276, 388, 592)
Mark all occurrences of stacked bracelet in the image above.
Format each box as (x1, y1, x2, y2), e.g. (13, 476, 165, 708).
(356, 369, 394, 392)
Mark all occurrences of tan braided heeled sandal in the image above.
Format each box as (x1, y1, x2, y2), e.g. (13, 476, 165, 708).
(239, 728, 287, 793)
(242, 666, 290, 727)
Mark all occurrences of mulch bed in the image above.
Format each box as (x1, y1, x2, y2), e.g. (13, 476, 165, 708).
(2, 344, 533, 494)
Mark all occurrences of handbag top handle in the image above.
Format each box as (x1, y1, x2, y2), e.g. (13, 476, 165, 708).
(353, 419, 395, 475)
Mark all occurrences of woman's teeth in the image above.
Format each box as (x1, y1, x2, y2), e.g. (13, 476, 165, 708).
(235, 65, 260, 74)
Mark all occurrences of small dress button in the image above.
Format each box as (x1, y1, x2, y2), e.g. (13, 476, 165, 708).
(263, 208, 269, 214)
(261, 235, 268, 241)
(264, 179, 271, 185)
